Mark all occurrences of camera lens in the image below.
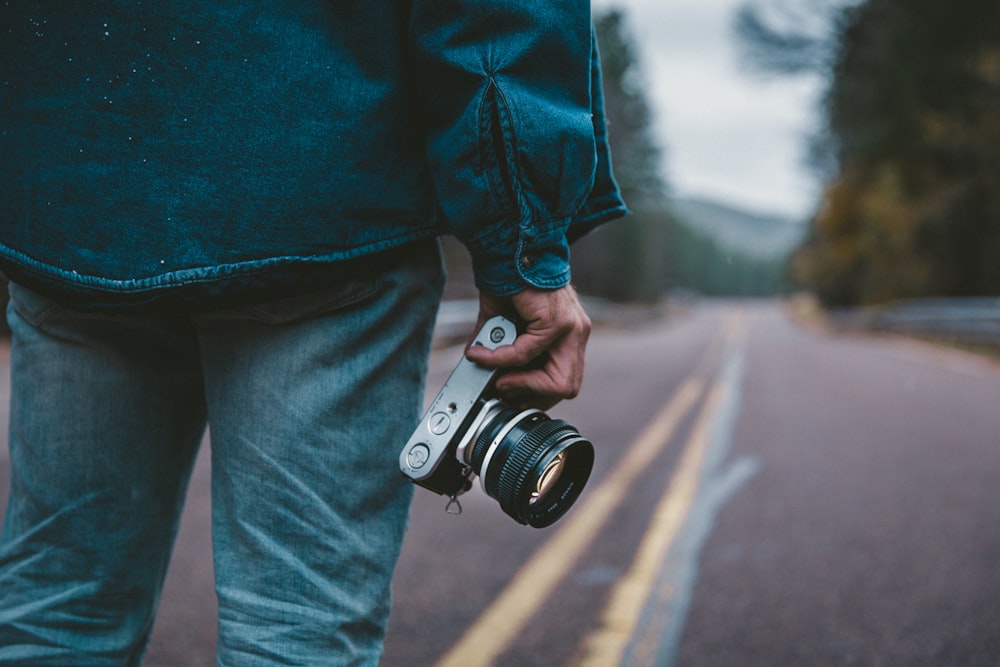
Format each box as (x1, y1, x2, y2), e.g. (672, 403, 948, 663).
(467, 402, 594, 528)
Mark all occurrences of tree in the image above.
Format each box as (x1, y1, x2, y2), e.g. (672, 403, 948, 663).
(570, 9, 672, 303)
(741, 0, 1000, 306)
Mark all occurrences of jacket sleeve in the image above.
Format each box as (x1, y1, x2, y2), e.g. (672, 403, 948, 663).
(409, 0, 618, 295)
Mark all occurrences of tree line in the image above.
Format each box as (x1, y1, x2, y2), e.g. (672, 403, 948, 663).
(571, 9, 791, 303)
(739, 0, 1000, 306)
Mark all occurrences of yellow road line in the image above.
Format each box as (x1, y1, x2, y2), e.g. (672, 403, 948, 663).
(577, 376, 729, 666)
(433, 377, 705, 667)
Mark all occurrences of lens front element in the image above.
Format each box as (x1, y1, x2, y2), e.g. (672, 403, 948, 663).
(469, 405, 594, 528)
(532, 451, 566, 505)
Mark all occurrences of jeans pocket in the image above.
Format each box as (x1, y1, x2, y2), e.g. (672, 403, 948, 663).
(7, 281, 68, 328)
(198, 276, 380, 325)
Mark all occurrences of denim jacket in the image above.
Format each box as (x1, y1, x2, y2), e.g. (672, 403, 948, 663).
(0, 1, 626, 305)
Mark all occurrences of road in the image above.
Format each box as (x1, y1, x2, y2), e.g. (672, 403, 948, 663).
(2, 300, 999, 666)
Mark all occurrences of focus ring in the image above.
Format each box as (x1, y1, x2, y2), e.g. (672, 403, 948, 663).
(495, 418, 572, 522)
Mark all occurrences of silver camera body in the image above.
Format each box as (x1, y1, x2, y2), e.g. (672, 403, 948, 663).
(399, 315, 593, 528)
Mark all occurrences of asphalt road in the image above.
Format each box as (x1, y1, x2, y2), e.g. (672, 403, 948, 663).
(1, 300, 999, 666)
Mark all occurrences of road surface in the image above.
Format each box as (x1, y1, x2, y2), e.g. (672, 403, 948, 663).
(1, 300, 998, 666)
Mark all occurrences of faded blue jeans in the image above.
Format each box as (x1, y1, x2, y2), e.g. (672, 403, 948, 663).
(0, 243, 445, 666)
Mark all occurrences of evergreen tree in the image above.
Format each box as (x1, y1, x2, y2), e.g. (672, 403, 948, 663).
(571, 9, 672, 303)
(740, 0, 1000, 305)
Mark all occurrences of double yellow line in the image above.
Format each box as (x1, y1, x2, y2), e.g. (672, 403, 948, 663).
(434, 311, 746, 667)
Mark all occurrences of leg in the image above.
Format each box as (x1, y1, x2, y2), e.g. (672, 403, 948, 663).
(198, 243, 444, 666)
(0, 285, 208, 666)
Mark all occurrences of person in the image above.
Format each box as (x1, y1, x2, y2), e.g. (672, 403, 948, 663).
(0, 1, 626, 665)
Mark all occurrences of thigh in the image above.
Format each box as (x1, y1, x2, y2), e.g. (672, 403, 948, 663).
(0, 284, 208, 666)
(198, 243, 445, 666)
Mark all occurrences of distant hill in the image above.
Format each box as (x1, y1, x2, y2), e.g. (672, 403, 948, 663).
(439, 195, 810, 303)
(667, 197, 807, 260)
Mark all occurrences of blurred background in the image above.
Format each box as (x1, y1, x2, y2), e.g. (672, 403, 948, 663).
(416, 3, 1000, 664)
(446, 0, 1000, 316)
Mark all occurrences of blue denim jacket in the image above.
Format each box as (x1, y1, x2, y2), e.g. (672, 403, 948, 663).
(0, 1, 626, 305)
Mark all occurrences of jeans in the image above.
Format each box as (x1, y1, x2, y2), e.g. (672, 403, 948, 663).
(0, 243, 445, 666)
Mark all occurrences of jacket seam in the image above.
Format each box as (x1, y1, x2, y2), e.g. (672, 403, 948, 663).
(0, 227, 443, 295)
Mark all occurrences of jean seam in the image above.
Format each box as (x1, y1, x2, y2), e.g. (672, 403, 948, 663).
(7, 282, 66, 328)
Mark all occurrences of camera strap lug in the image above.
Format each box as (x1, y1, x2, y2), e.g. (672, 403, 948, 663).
(446, 495, 463, 515)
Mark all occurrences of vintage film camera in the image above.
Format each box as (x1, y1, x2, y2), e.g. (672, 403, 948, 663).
(399, 316, 594, 528)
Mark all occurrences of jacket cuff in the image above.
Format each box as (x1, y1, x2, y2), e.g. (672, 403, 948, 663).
(468, 218, 572, 296)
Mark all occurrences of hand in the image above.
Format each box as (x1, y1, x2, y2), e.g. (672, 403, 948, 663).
(465, 285, 591, 410)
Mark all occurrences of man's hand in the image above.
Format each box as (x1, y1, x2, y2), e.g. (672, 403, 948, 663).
(465, 285, 591, 410)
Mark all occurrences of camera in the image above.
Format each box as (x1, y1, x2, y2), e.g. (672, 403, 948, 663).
(399, 315, 594, 528)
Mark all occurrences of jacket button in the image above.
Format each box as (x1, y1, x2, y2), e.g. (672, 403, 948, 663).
(520, 253, 535, 268)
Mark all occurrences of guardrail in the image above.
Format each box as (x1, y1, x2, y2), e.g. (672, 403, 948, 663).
(831, 298, 1000, 346)
(432, 297, 673, 349)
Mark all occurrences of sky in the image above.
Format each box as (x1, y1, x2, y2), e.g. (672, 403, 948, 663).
(592, 0, 826, 220)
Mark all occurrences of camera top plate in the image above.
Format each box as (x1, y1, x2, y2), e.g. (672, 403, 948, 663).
(399, 315, 517, 483)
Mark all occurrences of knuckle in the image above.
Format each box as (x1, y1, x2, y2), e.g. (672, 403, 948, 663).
(557, 377, 579, 399)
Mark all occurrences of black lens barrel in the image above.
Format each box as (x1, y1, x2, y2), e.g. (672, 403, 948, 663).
(470, 406, 594, 528)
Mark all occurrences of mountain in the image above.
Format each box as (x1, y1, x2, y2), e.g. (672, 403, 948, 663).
(667, 196, 807, 260)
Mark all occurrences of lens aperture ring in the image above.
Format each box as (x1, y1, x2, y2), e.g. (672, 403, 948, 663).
(469, 405, 520, 472)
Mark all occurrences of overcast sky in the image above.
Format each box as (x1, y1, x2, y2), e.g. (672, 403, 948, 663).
(592, 0, 825, 220)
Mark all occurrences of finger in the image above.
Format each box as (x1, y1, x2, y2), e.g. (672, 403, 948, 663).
(499, 389, 561, 412)
(494, 344, 585, 404)
(495, 367, 580, 401)
(466, 330, 556, 368)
